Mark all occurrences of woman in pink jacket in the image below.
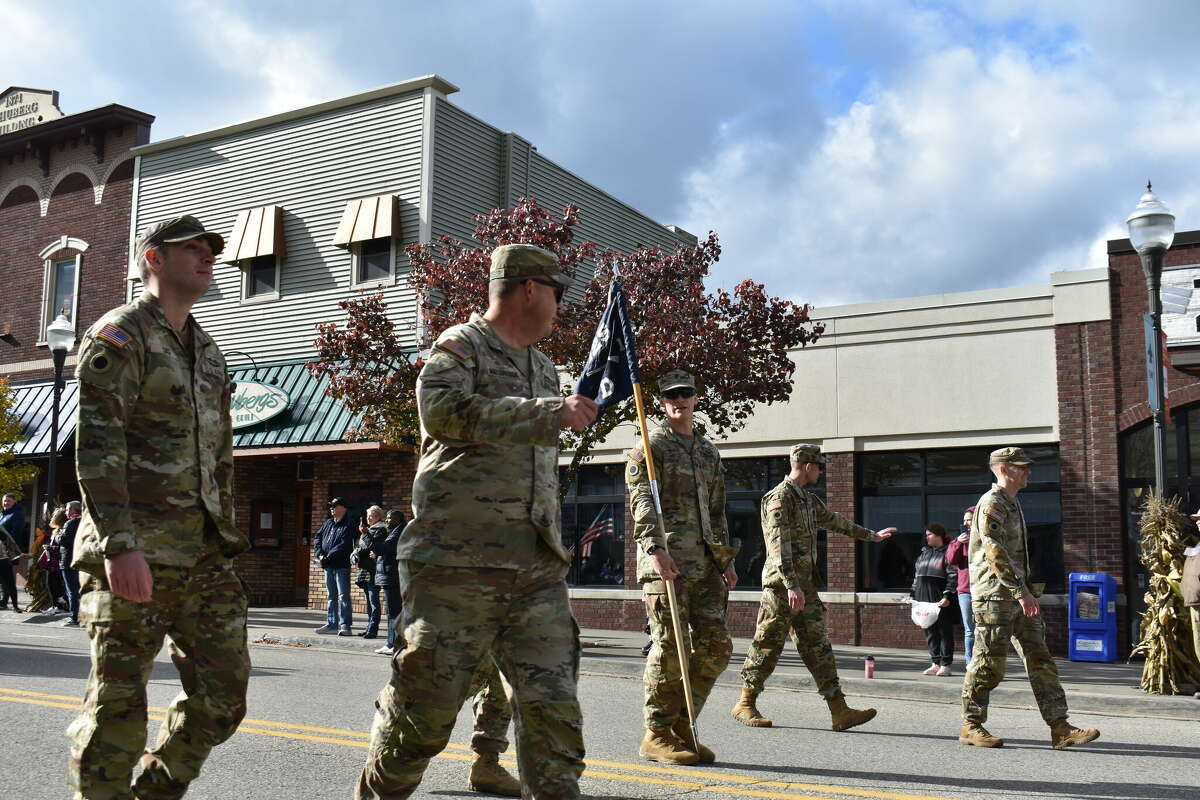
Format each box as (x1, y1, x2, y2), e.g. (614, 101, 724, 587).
(945, 506, 975, 665)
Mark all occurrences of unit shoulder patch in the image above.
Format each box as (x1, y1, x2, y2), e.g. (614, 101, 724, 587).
(96, 323, 133, 349)
(436, 338, 474, 362)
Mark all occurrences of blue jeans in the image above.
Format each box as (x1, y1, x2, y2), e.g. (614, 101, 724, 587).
(362, 584, 380, 634)
(63, 568, 81, 623)
(383, 585, 403, 649)
(958, 592, 975, 665)
(324, 567, 352, 630)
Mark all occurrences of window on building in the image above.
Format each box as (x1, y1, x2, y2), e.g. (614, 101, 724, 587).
(561, 463, 625, 587)
(858, 445, 1063, 593)
(41, 253, 80, 340)
(242, 255, 280, 300)
(724, 456, 825, 590)
(354, 238, 394, 285)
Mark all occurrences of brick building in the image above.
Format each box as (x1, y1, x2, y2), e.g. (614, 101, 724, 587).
(0, 87, 152, 539)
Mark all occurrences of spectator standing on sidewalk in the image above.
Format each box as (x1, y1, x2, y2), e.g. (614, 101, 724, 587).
(946, 506, 976, 664)
(912, 522, 957, 676)
(57, 501, 83, 626)
(313, 498, 355, 636)
(354, 505, 385, 640)
(0, 521, 21, 612)
(1184, 511, 1200, 699)
(372, 509, 406, 656)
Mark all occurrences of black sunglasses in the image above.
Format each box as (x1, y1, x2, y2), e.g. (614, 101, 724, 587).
(527, 278, 565, 304)
(662, 388, 695, 400)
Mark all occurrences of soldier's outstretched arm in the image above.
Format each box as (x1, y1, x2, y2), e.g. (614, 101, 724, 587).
(417, 343, 562, 446)
(810, 494, 876, 542)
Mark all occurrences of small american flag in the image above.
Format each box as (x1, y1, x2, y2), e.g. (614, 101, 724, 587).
(96, 323, 132, 349)
(576, 505, 615, 558)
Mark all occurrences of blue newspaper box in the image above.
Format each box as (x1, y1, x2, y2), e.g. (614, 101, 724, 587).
(1067, 573, 1118, 662)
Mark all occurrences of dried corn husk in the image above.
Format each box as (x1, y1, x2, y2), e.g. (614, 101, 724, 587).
(1130, 492, 1200, 694)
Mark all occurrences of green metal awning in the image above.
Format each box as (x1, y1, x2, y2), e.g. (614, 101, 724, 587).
(230, 360, 362, 450)
(7, 379, 78, 457)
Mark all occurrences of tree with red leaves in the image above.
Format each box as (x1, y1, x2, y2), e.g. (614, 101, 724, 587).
(309, 198, 825, 482)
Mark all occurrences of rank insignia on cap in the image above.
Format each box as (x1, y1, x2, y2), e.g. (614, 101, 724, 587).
(437, 338, 473, 361)
(767, 497, 783, 511)
(96, 323, 132, 349)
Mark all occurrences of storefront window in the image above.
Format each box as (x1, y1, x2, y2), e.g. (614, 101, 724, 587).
(858, 446, 1063, 593)
(561, 464, 625, 587)
(724, 456, 822, 590)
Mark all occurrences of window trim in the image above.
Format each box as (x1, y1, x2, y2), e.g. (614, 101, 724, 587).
(38, 249, 83, 346)
(351, 237, 397, 288)
(239, 254, 282, 304)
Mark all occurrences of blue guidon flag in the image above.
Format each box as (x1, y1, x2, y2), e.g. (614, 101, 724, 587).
(574, 280, 640, 423)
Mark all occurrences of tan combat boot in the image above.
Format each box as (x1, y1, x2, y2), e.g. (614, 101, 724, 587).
(639, 728, 700, 765)
(672, 719, 716, 764)
(826, 692, 877, 731)
(958, 722, 1004, 747)
(1049, 718, 1099, 750)
(731, 687, 773, 727)
(467, 752, 521, 797)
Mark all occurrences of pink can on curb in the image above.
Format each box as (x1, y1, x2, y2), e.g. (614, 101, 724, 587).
(864, 656, 875, 679)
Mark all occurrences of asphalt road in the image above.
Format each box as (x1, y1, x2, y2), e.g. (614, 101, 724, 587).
(2, 621, 1198, 799)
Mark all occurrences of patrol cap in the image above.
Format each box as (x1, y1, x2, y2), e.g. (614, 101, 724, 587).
(790, 443, 825, 465)
(489, 243, 570, 288)
(659, 370, 695, 393)
(134, 215, 224, 261)
(989, 447, 1033, 466)
(328, 497, 347, 509)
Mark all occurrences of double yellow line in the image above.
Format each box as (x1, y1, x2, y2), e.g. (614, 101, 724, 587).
(0, 686, 958, 800)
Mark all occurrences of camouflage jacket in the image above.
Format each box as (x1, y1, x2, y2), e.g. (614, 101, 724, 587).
(72, 292, 244, 570)
(397, 313, 568, 569)
(968, 484, 1030, 600)
(760, 477, 873, 591)
(627, 424, 731, 583)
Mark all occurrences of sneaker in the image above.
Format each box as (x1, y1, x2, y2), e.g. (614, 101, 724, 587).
(936, 666, 953, 677)
(374, 646, 395, 655)
(59, 619, 80, 627)
(314, 625, 336, 634)
(922, 664, 939, 675)
(338, 628, 352, 637)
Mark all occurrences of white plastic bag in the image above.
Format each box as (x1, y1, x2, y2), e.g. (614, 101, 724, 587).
(910, 600, 942, 629)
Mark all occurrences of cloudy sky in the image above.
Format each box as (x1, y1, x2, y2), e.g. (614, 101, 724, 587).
(5, 0, 1198, 307)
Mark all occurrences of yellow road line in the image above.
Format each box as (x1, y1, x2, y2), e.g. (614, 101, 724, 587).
(0, 687, 958, 800)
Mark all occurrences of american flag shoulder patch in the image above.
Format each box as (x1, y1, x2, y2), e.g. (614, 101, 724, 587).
(96, 323, 132, 349)
(986, 507, 1004, 521)
(627, 448, 645, 462)
(767, 497, 784, 511)
(437, 338, 473, 361)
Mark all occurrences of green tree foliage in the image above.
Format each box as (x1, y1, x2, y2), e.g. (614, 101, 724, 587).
(0, 379, 38, 499)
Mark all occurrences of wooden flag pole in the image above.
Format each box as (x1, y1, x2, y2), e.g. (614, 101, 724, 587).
(631, 380, 702, 753)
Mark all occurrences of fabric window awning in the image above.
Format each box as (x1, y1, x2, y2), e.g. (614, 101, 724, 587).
(332, 194, 400, 247)
(8, 379, 78, 457)
(223, 205, 286, 262)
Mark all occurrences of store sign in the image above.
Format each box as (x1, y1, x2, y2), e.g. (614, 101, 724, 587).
(1160, 265, 1200, 347)
(0, 87, 64, 136)
(231, 380, 290, 430)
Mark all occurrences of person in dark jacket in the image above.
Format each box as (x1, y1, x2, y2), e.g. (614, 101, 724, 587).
(372, 509, 406, 655)
(57, 501, 83, 626)
(313, 497, 356, 635)
(0, 520, 21, 612)
(353, 506, 385, 640)
(911, 522, 958, 676)
(0, 494, 27, 610)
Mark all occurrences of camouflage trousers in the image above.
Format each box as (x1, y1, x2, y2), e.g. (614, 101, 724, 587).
(468, 655, 513, 755)
(740, 586, 841, 698)
(962, 599, 1068, 725)
(643, 566, 732, 732)
(67, 557, 249, 800)
(356, 548, 584, 800)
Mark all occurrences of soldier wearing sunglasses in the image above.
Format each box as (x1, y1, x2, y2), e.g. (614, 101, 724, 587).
(732, 443, 896, 732)
(627, 370, 738, 766)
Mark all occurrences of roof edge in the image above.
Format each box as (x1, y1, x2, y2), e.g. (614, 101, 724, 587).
(133, 74, 459, 156)
(1108, 229, 1200, 255)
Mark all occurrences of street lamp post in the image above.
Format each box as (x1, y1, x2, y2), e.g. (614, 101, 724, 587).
(44, 314, 76, 520)
(1127, 182, 1176, 496)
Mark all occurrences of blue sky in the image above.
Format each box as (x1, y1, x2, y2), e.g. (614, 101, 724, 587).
(5, 0, 1199, 307)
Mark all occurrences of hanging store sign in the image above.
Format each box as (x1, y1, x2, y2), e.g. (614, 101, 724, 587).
(0, 87, 64, 136)
(231, 380, 290, 430)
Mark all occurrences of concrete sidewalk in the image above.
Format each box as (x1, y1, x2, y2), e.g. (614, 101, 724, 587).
(6, 605, 1197, 719)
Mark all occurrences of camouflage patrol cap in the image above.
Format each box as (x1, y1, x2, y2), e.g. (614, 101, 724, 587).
(790, 443, 826, 465)
(489, 243, 570, 288)
(659, 370, 695, 393)
(134, 215, 224, 261)
(989, 447, 1033, 466)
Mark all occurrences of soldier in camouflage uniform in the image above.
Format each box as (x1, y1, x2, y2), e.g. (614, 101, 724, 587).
(732, 443, 895, 731)
(959, 447, 1100, 750)
(627, 370, 738, 766)
(356, 244, 597, 800)
(66, 216, 250, 799)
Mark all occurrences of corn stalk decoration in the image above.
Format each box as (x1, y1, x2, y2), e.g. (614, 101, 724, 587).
(1131, 492, 1200, 694)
